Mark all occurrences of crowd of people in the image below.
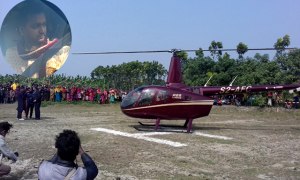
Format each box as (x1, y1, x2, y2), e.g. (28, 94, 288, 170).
(47, 86, 128, 104)
(0, 82, 128, 104)
(214, 91, 300, 109)
(0, 81, 129, 121)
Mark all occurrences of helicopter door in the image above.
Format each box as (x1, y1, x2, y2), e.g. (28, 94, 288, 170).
(150, 90, 169, 118)
(136, 89, 156, 117)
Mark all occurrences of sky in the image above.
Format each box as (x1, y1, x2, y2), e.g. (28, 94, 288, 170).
(0, 0, 300, 77)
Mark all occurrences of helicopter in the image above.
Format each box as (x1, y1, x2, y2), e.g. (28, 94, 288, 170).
(75, 48, 300, 133)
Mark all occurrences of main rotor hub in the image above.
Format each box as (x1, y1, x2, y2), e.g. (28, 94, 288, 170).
(168, 49, 181, 57)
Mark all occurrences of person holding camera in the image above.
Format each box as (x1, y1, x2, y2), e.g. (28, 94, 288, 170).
(38, 130, 98, 180)
(0, 122, 18, 177)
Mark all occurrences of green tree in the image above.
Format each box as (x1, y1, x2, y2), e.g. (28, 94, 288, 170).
(236, 42, 248, 59)
(209, 41, 223, 60)
(274, 35, 290, 55)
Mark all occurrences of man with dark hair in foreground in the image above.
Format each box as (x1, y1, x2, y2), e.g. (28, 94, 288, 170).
(38, 130, 98, 179)
(0, 122, 18, 177)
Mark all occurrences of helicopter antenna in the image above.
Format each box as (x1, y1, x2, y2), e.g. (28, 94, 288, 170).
(229, 75, 238, 86)
(204, 76, 213, 87)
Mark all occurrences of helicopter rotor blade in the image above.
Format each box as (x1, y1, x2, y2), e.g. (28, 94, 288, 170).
(72, 48, 295, 55)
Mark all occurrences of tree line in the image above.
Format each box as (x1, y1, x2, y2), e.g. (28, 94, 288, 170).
(181, 35, 300, 87)
(1, 35, 299, 93)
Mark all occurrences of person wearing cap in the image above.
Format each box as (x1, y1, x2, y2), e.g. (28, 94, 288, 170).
(16, 86, 26, 120)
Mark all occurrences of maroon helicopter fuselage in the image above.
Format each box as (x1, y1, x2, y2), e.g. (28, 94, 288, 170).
(121, 86, 214, 120)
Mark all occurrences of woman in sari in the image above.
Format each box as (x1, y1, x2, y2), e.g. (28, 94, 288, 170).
(114, 89, 119, 102)
(66, 87, 70, 101)
(82, 89, 85, 101)
(61, 87, 66, 101)
(85, 89, 89, 101)
(55, 86, 61, 102)
(110, 89, 115, 102)
(103, 89, 108, 104)
(72, 87, 77, 101)
(97, 88, 101, 103)
(70, 86, 74, 101)
(88, 87, 93, 101)
(77, 87, 81, 101)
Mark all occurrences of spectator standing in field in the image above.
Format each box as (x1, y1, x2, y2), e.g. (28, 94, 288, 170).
(50, 86, 55, 101)
(61, 87, 67, 101)
(33, 86, 41, 120)
(26, 88, 34, 119)
(0, 85, 4, 103)
(70, 86, 75, 101)
(66, 87, 71, 101)
(55, 86, 61, 102)
(0, 122, 18, 177)
(4, 89, 9, 104)
(10, 82, 18, 91)
(17, 86, 26, 120)
(10, 89, 15, 104)
(122, 92, 127, 100)
(110, 89, 114, 102)
(38, 130, 98, 179)
(293, 95, 299, 109)
(103, 89, 108, 104)
(97, 88, 101, 103)
(77, 87, 82, 101)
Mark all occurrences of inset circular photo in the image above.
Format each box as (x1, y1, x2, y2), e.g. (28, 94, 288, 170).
(0, 0, 72, 78)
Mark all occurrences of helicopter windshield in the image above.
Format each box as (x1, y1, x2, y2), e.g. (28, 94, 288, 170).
(121, 87, 145, 108)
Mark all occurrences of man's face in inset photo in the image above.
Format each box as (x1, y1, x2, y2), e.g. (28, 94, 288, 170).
(19, 13, 47, 48)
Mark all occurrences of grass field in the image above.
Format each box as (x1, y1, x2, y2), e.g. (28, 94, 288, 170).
(0, 102, 299, 180)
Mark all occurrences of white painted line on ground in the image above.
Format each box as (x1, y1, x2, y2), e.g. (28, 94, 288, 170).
(193, 132, 232, 140)
(91, 128, 187, 147)
(134, 132, 173, 136)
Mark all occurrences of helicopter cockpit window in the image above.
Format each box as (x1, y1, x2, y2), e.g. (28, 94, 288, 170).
(121, 87, 145, 108)
(155, 90, 168, 102)
(194, 88, 200, 94)
(137, 89, 156, 106)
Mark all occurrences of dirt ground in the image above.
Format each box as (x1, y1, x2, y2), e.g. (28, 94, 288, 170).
(0, 102, 299, 180)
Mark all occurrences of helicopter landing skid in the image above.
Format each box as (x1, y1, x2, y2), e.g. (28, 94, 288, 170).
(137, 119, 193, 133)
(138, 121, 187, 128)
(133, 126, 190, 133)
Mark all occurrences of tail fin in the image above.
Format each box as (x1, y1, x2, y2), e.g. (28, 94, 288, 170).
(166, 56, 186, 88)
